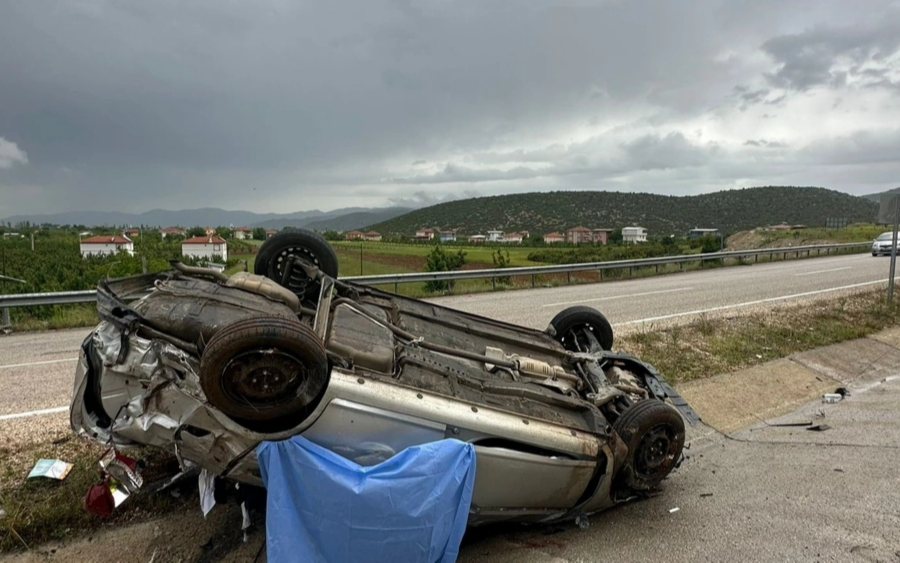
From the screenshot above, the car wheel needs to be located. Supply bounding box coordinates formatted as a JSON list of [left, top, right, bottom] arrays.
[[199, 316, 330, 433], [548, 306, 614, 352], [255, 228, 339, 303], [613, 399, 685, 491]]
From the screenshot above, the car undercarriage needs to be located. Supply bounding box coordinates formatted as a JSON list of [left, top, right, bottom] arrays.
[[70, 228, 699, 525]]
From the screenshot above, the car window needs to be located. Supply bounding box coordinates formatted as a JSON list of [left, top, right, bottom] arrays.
[[877, 233, 895, 240]]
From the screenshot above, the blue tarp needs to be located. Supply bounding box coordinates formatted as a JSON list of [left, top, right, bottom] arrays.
[[257, 436, 476, 563]]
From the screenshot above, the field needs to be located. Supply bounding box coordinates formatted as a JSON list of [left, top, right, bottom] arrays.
[[0, 227, 879, 330]]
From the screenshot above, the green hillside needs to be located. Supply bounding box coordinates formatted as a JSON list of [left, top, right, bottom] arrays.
[[862, 186, 900, 203], [366, 186, 878, 237]]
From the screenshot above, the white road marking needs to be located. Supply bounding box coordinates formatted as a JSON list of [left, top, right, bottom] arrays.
[[542, 287, 694, 308], [0, 406, 68, 421], [0, 358, 78, 370], [794, 267, 852, 277], [616, 278, 896, 326]]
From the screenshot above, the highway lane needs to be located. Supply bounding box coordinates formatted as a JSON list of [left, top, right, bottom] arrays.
[[436, 252, 899, 331], [0, 252, 896, 429]]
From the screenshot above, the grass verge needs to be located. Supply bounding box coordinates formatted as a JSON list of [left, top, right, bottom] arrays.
[[0, 434, 192, 553], [622, 287, 900, 385]]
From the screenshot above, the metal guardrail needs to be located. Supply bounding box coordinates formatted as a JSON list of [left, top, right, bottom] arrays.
[[0, 242, 871, 311]]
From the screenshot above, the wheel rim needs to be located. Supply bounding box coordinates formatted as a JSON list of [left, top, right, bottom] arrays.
[[633, 423, 679, 480], [220, 349, 309, 409], [269, 246, 322, 294]]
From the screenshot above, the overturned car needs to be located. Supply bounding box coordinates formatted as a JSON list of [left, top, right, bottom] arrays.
[[70, 229, 698, 525]]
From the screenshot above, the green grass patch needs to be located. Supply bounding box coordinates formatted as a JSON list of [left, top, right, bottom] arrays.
[[621, 287, 900, 385], [0, 436, 190, 552]]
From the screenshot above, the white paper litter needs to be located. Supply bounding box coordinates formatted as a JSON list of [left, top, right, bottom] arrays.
[[198, 468, 216, 517]]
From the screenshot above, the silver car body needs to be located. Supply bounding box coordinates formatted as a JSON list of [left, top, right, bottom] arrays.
[[70, 268, 697, 525], [872, 232, 899, 255]]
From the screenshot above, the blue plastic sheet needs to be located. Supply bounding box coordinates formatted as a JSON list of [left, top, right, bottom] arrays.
[[257, 435, 476, 563]]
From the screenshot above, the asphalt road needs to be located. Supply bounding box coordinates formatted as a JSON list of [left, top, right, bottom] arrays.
[[458, 367, 900, 563], [437, 251, 900, 331], [0, 252, 896, 425]]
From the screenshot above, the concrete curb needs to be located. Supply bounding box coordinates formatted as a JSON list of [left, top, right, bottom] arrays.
[[674, 326, 900, 433]]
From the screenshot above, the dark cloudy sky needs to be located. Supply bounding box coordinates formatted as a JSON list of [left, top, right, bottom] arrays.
[[1, 0, 899, 217]]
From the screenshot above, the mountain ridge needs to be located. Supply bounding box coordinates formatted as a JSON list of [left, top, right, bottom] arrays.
[[365, 186, 879, 236]]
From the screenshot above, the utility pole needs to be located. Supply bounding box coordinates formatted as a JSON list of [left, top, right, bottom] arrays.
[[888, 195, 899, 302], [360, 241, 364, 276]]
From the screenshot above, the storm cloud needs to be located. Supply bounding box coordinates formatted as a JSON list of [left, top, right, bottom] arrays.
[[0, 0, 898, 217]]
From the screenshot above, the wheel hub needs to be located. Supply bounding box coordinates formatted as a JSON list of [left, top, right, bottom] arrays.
[[634, 424, 677, 478], [222, 349, 306, 404]]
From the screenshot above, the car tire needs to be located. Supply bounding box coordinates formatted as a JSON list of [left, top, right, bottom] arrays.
[[548, 306, 614, 352], [613, 399, 685, 491], [199, 316, 330, 433], [255, 228, 339, 302]]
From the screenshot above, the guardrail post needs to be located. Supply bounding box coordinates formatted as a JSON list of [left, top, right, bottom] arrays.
[[566, 272, 571, 284], [531, 274, 535, 288], [1, 307, 9, 328]]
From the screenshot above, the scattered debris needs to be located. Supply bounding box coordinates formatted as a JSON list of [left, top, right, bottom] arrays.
[[835, 387, 850, 397], [27, 459, 73, 480], [700, 493, 714, 498], [199, 469, 217, 517], [769, 421, 812, 427], [84, 449, 144, 516], [0, 506, 6, 519], [668, 507, 680, 514], [822, 393, 843, 404], [834, 468, 844, 473], [807, 424, 831, 432], [575, 514, 590, 529]]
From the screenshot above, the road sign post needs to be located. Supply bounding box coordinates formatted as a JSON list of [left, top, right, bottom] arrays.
[[880, 194, 900, 302]]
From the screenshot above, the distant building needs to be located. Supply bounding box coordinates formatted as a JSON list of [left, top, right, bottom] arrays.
[[502, 232, 523, 244], [688, 228, 719, 239], [439, 231, 457, 242], [468, 235, 486, 243], [232, 226, 252, 240], [565, 227, 592, 244], [345, 230, 365, 241], [591, 229, 614, 245], [486, 230, 504, 242], [204, 226, 216, 236], [265, 229, 277, 239], [182, 235, 228, 261], [565, 227, 613, 245], [364, 231, 382, 242], [124, 228, 140, 238], [160, 227, 186, 239], [543, 232, 565, 244], [622, 226, 647, 243], [80, 235, 134, 257], [414, 228, 435, 240]]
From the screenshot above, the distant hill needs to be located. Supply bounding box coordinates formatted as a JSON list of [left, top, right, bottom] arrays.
[[862, 187, 900, 203], [300, 208, 414, 232], [1, 206, 410, 230], [366, 187, 879, 237]]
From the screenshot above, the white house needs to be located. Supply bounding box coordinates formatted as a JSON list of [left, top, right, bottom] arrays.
[[80, 235, 134, 257], [622, 226, 648, 243], [232, 226, 252, 240], [182, 235, 228, 261], [501, 232, 523, 244], [439, 231, 457, 242], [486, 230, 504, 242], [160, 227, 186, 239], [414, 228, 435, 240]]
